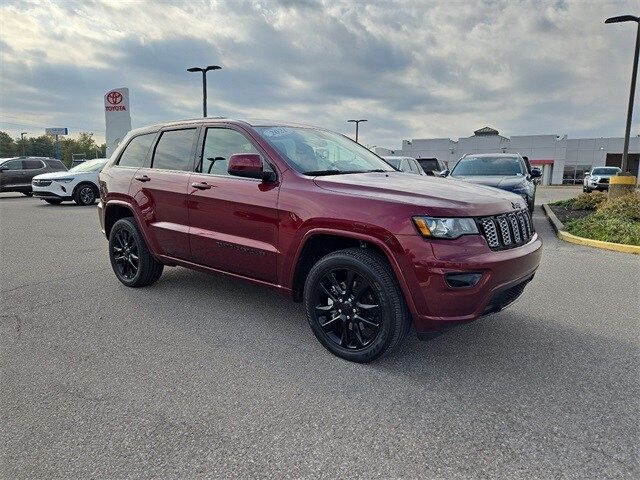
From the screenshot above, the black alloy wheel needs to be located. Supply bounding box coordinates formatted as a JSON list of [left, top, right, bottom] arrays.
[[108, 217, 164, 287], [112, 227, 140, 281], [304, 247, 411, 363], [313, 268, 382, 350]]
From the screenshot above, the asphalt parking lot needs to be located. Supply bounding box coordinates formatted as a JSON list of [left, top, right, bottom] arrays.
[[1, 189, 638, 479]]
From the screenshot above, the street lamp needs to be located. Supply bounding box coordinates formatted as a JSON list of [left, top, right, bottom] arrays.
[[605, 15, 640, 174], [20, 132, 27, 156], [187, 65, 222, 117], [347, 119, 367, 143]]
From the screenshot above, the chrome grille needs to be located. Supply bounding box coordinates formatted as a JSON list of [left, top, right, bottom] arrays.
[[477, 209, 534, 250], [479, 218, 500, 248], [496, 216, 512, 245]]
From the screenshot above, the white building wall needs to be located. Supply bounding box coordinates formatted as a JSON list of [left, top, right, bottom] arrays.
[[389, 130, 639, 185]]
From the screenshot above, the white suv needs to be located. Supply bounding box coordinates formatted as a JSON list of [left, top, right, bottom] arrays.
[[583, 166, 621, 193], [32, 158, 107, 205]]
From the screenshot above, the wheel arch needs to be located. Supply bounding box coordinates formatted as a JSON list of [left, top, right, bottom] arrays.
[[289, 229, 418, 320], [72, 180, 99, 198], [104, 201, 137, 238]]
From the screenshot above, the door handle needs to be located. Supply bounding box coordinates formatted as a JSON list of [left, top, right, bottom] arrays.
[[134, 175, 151, 182], [191, 182, 212, 190]]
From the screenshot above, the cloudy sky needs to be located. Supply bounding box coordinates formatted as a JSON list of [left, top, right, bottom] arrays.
[[0, 0, 638, 148]]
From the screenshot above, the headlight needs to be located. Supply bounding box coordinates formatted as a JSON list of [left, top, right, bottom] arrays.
[[413, 216, 479, 239], [55, 178, 75, 183]]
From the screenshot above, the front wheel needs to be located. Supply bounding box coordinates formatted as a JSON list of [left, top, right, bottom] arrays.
[[74, 184, 98, 206], [304, 247, 411, 363], [109, 217, 164, 287]]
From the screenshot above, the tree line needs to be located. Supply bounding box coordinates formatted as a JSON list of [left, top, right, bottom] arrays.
[[0, 131, 107, 167]]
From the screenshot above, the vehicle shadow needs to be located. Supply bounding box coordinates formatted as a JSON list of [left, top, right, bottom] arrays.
[[111, 265, 638, 472]]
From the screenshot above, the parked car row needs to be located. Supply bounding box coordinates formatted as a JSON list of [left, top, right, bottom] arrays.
[[0, 156, 106, 205]]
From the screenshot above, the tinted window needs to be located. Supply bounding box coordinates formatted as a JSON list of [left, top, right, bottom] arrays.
[[592, 167, 621, 175], [200, 128, 264, 176], [152, 129, 196, 171], [409, 159, 421, 174], [451, 156, 525, 176], [23, 159, 45, 169], [1, 160, 23, 170], [418, 159, 440, 172], [118, 133, 156, 167], [384, 158, 401, 168]]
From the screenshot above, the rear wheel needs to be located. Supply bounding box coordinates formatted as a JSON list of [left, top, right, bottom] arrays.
[[109, 217, 164, 287], [74, 184, 98, 205], [44, 199, 62, 205], [304, 247, 411, 363]]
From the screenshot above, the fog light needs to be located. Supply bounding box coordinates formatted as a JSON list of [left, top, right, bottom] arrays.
[[445, 272, 482, 289]]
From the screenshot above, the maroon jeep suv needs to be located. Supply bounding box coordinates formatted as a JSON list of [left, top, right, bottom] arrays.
[[98, 119, 542, 362]]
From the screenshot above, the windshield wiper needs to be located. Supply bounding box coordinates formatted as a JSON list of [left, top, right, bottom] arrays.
[[305, 169, 346, 176]]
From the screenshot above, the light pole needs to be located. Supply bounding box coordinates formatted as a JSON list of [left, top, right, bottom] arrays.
[[20, 132, 27, 156], [605, 15, 639, 175], [187, 65, 222, 117], [347, 119, 367, 143]]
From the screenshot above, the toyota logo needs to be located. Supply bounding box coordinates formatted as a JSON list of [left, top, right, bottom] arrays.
[[107, 91, 123, 105]]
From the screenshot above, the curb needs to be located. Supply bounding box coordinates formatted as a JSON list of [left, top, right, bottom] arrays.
[[542, 204, 640, 255]]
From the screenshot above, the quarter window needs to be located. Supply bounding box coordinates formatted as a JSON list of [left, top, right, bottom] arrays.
[[118, 133, 156, 168], [199, 128, 269, 176], [152, 129, 197, 171], [23, 159, 45, 169]]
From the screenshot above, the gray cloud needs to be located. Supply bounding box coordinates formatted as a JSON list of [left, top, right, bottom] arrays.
[[0, 0, 637, 148]]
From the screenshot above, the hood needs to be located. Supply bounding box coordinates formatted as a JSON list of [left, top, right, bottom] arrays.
[[33, 170, 91, 181], [313, 172, 526, 216], [451, 175, 528, 190]]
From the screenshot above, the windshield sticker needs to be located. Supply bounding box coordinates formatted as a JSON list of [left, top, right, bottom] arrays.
[[262, 127, 290, 138]]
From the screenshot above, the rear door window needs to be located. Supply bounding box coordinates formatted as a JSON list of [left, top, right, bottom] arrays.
[[152, 129, 197, 171], [118, 133, 156, 168], [23, 159, 45, 169]]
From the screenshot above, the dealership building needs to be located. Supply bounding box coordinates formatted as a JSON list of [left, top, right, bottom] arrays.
[[375, 127, 640, 185]]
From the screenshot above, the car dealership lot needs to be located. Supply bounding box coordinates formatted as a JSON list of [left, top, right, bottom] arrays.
[[1, 191, 638, 479]]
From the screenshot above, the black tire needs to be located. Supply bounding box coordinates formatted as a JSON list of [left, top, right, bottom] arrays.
[[44, 199, 62, 205], [109, 217, 164, 287], [74, 183, 98, 206], [584, 187, 591, 193], [304, 247, 411, 363]]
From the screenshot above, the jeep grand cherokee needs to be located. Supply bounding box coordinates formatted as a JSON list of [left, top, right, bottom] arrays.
[[98, 119, 542, 362]]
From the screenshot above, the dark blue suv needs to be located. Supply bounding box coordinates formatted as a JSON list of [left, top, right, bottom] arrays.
[[444, 153, 541, 212]]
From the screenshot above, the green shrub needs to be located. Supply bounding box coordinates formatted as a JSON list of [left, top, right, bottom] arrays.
[[596, 192, 640, 220], [551, 191, 607, 210], [569, 192, 608, 210], [566, 212, 640, 245]]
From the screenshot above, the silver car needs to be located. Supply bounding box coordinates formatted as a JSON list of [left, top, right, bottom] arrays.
[[583, 166, 621, 193]]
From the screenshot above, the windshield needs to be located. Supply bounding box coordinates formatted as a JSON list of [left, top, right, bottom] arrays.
[[383, 158, 401, 168], [451, 156, 525, 176], [254, 126, 394, 175], [592, 167, 620, 175], [69, 159, 107, 173]]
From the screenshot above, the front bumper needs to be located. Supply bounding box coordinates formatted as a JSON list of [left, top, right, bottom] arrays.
[[394, 233, 543, 334], [32, 182, 72, 200]]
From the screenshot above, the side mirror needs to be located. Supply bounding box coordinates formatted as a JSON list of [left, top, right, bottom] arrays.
[[440, 169, 450, 177], [228, 153, 274, 181], [530, 168, 542, 178]]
